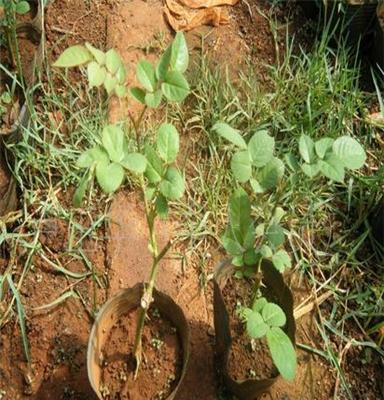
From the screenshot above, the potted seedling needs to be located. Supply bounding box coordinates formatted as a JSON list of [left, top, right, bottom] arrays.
[[212, 121, 367, 398], [212, 123, 296, 399], [53, 33, 191, 399]]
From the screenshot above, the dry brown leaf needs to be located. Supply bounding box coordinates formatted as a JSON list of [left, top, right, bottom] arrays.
[[179, 0, 238, 9], [164, 0, 230, 31]]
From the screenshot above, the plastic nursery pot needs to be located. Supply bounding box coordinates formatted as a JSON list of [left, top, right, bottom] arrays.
[[372, 3, 384, 69], [299, 1, 379, 48], [87, 283, 190, 400], [213, 260, 296, 400], [0, 144, 17, 216], [370, 200, 384, 247]]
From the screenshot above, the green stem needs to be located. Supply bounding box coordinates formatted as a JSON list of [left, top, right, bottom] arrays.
[[130, 105, 172, 378], [133, 187, 172, 377]]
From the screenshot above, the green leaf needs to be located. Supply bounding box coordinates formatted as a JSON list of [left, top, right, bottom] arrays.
[[105, 49, 122, 75], [104, 73, 118, 94], [319, 154, 345, 182], [130, 87, 146, 104], [85, 42, 105, 64], [262, 303, 286, 327], [87, 62, 106, 87], [156, 123, 179, 163], [161, 71, 189, 102], [250, 178, 264, 194], [301, 162, 320, 178], [212, 122, 247, 149], [255, 223, 265, 237], [260, 244, 273, 258], [284, 152, 300, 171], [155, 194, 169, 219], [15, 1, 30, 14], [315, 138, 334, 159], [332, 136, 366, 170], [170, 32, 189, 73], [266, 327, 296, 381], [1, 92, 12, 104], [76, 146, 109, 168], [299, 134, 315, 164], [222, 227, 243, 256], [232, 255, 244, 267], [228, 188, 254, 249], [244, 248, 258, 266], [231, 150, 252, 183], [159, 167, 184, 200], [266, 224, 285, 248], [248, 130, 275, 167], [145, 90, 162, 108], [145, 145, 164, 183], [120, 153, 147, 174], [252, 297, 267, 313], [6, 275, 30, 363], [53, 45, 92, 68], [272, 249, 291, 272], [137, 60, 156, 92], [145, 186, 156, 201], [272, 207, 285, 224], [73, 171, 91, 207], [96, 161, 124, 194], [258, 157, 285, 191], [246, 311, 269, 339], [102, 124, 125, 163], [116, 66, 127, 85], [156, 45, 172, 81], [115, 85, 126, 98]]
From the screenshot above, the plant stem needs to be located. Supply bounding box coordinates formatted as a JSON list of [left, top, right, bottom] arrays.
[[130, 106, 172, 379], [133, 187, 173, 377]]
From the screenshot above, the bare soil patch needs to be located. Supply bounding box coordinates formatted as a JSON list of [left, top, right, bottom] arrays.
[[100, 307, 182, 400]]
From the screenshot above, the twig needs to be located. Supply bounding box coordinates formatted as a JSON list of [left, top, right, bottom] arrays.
[[51, 26, 76, 36], [294, 290, 333, 320]]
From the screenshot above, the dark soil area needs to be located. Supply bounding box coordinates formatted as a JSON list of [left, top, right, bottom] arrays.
[[101, 307, 182, 400]]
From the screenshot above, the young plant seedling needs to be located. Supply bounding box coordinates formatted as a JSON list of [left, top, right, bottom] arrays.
[[213, 122, 291, 273], [298, 134, 366, 182], [0, 90, 12, 119], [239, 297, 296, 381], [213, 122, 296, 380], [223, 188, 297, 381], [0, 0, 30, 71], [0, 0, 30, 20], [53, 43, 127, 97], [212, 122, 285, 193], [65, 33, 190, 378]]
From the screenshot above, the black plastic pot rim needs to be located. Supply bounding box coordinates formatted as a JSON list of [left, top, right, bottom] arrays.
[[213, 260, 296, 400], [87, 283, 190, 400]]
